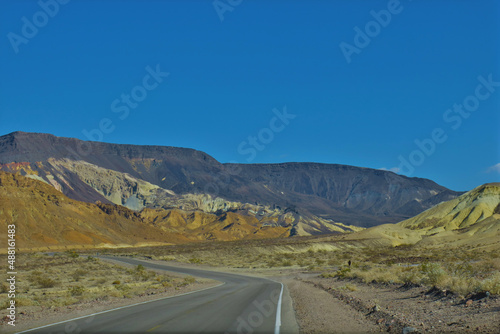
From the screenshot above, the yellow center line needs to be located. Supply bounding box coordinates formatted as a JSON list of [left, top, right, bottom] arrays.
[[147, 325, 161, 332]]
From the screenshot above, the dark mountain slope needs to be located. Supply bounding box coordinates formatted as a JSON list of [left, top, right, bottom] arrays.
[[0, 131, 462, 228], [226, 163, 460, 221]]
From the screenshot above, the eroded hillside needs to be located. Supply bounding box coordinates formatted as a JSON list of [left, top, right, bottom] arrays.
[[345, 183, 500, 249], [0, 172, 291, 251]]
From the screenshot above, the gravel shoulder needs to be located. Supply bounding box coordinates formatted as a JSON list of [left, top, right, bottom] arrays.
[[283, 277, 378, 333], [284, 273, 500, 333]]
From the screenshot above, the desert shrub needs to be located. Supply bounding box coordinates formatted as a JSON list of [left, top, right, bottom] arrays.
[[398, 266, 422, 285], [69, 285, 85, 296], [297, 259, 308, 267], [1, 296, 35, 308], [28, 270, 44, 283], [136, 269, 156, 281], [447, 262, 475, 278], [33, 275, 57, 288], [72, 269, 88, 281], [481, 272, 500, 295], [132, 264, 155, 281], [447, 276, 481, 296], [347, 265, 402, 284], [189, 258, 202, 264], [334, 267, 351, 279], [66, 251, 79, 258], [470, 260, 499, 278], [17, 296, 37, 306], [266, 260, 279, 267], [282, 260, 293, 267], [307, 264, 317, 271], [320, 272, 335, 278], [184, 276, 196, 284], [38, 296, 78, 307], [162, 281, 173, 287], [315, 258, 325, 265], [114, 283, 130, 292], [108, 289, 123, 298], [420, 263, 448, 287]]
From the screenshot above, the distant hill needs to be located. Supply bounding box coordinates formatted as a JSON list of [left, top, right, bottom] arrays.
[[0, 131, 462, 232], [399, 183, 500, 231], [347, 183, 500, 249], [0, 172, 290, 251]]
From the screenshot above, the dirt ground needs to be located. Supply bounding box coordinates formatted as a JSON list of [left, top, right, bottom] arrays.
[[284, 278, 379, 333], [284, 272, 500, 333]]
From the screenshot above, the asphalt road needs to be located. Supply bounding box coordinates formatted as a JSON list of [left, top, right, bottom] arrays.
[[19, 257, 298, 334]]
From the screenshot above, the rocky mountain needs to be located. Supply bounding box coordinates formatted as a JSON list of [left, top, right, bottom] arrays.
[[0, 171, 291, 250], [0, 131, 462, 232], [346, 183, 500, 248]]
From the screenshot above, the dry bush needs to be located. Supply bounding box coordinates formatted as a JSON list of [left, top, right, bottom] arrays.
[[0, 296, 36, 308], [36, 275, 58, 288], [420, 263, 448, 287], [481, 272, 500, 294], [69, 285, 86, 296], [72, 269, 88, 281], [184, 276, 196, 284]]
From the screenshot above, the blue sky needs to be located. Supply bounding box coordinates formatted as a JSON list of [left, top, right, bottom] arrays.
[[1, 0, 499, 191]]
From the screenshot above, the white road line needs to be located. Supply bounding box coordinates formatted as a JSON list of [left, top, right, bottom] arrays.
[[274, 282, 284, 334], [16, 283, 225, 334]]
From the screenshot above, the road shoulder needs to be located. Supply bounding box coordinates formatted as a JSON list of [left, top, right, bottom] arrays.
[[283, 277, 379, 333]]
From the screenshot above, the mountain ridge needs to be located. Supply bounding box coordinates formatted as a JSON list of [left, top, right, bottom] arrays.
[[0, 131, 463, 230]]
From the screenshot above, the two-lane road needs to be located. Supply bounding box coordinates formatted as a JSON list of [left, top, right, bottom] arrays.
[[19, 257, 298, 334]]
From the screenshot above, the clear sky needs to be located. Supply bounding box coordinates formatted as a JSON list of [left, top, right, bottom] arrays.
[[1, 0, 499, 192]]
